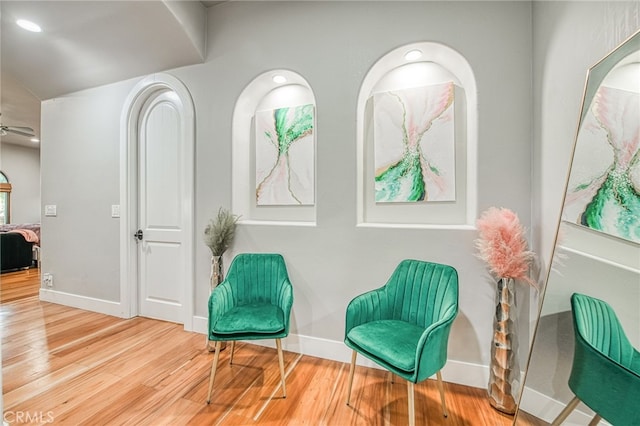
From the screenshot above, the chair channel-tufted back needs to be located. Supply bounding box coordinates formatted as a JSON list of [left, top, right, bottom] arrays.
[[225, 253, 290, 306], [571, 293, 635, 369], [384, 259, 458, 328], [568, 293, 640, 425]]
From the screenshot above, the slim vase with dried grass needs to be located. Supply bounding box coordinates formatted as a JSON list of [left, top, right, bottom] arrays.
[[476, 207, 536, 415], [203, 207, 239, 351]]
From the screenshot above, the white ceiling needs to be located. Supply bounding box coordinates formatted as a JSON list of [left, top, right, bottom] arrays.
[[1, 1, 222, 148]]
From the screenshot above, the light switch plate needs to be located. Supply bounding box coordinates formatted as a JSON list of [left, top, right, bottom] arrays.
[[111, 204, 120, 218], [44, 205, 57, 217]]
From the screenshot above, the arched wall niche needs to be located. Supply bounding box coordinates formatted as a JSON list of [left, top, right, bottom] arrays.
[[232, 70, 317, 225], [357, 41, 477, 228]]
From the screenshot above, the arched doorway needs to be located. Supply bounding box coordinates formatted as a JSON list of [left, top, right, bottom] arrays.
[[120, 73, 195, 330]]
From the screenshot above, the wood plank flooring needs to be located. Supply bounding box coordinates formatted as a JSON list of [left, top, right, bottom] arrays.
[[0, 268, 40, 303], [2, 275, 523, 425]]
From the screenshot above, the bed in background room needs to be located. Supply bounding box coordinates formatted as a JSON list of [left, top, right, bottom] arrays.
[[0, 223, 40, 272]]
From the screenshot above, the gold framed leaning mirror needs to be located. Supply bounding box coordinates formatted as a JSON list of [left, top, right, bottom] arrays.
[[515, 29, 640, 425]]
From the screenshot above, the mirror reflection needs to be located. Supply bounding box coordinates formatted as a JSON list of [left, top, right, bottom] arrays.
[[516, 30, 640, 425]]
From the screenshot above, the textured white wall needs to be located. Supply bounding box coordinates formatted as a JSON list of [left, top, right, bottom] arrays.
[[0, 143, 40, 224]]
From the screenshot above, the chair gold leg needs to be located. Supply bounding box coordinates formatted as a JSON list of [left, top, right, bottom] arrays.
[[588, 414, 602, 426], [551, 396, 581, 426], [206, 341, 222, 404], [346, 350, 357, 406], [276, 339, 287, 398], [229, 341, 236, 365], [407, 381, 415, 426], [436, 370, 448, 418]]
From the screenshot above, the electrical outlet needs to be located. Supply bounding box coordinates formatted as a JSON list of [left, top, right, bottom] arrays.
[[43, 273, 53, 288]]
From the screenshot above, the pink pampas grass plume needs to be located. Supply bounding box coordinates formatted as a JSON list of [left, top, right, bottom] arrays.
[[475, 207, 536, 288]]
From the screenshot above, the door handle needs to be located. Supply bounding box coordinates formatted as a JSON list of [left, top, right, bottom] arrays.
[[134, 229, 143, 241]]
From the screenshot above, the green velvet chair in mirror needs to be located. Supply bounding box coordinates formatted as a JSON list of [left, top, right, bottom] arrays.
[[344, 259, 459, 426], [205, 253, 293, 404], [552, 293, 640, 425]]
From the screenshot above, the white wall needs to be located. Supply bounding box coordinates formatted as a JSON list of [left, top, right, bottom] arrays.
[[40, 1, 533, 386], [0, 143, 40, 224], [41, 81, 137, 303], [194, 0, 532, 367]]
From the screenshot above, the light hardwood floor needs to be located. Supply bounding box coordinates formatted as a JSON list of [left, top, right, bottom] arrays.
[[2, 272, 523, 425], [0, 268, 40, 303]]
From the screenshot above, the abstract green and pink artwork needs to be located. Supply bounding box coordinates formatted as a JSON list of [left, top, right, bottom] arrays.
[[255, 104, 315, 205], [564, 85, 640, 243], [373, 81, 456, 203]]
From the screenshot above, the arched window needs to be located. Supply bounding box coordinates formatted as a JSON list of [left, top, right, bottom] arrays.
[[0, 171, 11, 224]]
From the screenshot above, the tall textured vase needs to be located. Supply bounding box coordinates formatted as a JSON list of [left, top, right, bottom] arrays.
[[488, 277, 520, 414], [210, 255, 222, 291], [207, 255, 226, 351]]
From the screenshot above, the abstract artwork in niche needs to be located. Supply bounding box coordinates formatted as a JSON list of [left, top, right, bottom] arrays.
[[564, 85, 640, 243], [255, 104, 314, 205], [373, 81, 456, 203]]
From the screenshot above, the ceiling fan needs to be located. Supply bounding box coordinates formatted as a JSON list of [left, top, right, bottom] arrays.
[[0, 124, 35, 138], [0, 113, 35, 138]]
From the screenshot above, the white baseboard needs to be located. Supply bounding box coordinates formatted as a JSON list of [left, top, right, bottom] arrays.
[[193, 314, 208, 334], [192, 315, 489, 389], [40, 288, 124, 318], [518, 386, 605, 425]]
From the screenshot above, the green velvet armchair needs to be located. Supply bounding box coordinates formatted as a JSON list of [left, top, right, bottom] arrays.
[[206, 253, 293, 404], [551, 293, 640, 425], [344, 259, 459, 426]]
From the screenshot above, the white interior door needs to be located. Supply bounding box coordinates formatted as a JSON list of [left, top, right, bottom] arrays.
[[137, 90, 184, 323]]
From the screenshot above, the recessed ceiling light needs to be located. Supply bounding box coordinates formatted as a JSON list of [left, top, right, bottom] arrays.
[[31, 138, 40, 143], [16, 19, 42, 33], [404, 49, 423, 61], [272, 75, 287, 84]]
